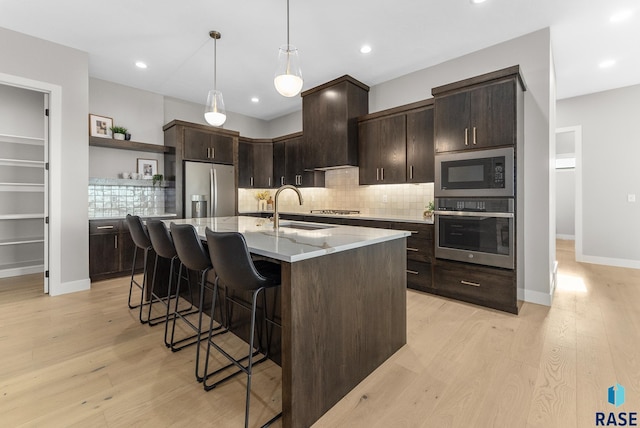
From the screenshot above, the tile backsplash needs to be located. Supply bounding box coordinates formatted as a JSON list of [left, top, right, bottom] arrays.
[[238, 167, 434, 218], [88, 178, 167, 218]]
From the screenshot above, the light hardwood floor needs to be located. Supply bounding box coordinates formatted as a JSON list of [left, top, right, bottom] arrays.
[[1, 240, 638, 427]]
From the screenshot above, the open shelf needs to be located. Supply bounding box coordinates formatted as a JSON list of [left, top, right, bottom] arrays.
[[0, 237, 45, 246], [0, 134, 45, 146], [89, 136, 174, 154], [0, 183, 45, 192], [0, 158, 45, 168], [0, 213, 46, 220]]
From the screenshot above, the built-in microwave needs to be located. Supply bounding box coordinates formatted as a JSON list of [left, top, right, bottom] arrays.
[[435, 147, 514, 198]]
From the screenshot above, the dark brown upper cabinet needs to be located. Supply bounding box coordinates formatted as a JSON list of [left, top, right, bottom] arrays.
[[183, 127, 234, 164], [238, 138, 273, 188], [358, 99, 434, 185], [358, 114, 407, 185], [302, 75, 369, 170], [432, 65, 526, 153], [406, 107, 434, 183], [273, 133, 324, 188]]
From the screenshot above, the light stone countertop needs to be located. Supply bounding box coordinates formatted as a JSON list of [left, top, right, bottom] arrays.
[[164, 216, 410, 263], [238, 210, 435, 225]]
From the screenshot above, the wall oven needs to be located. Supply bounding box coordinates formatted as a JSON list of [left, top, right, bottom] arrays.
[[435, 198, 514, 269], [435, 147, 514, 198]]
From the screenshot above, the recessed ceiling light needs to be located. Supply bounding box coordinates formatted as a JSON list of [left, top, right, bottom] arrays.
[[610, 10, 633, 23], [360, 45, 372, 54], [599, 59, 616, 68], [471, 0, 487, 4], [135, 61, 147, 69], [251, 97, 259, 103]]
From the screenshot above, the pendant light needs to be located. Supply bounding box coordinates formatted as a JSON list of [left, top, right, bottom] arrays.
[[274, 0, 303, 97], [205, 30, 226, 127]]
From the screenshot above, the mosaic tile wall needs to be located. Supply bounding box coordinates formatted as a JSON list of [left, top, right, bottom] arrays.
[[88, 179, 167, 218], [238, 167, 434, 218]]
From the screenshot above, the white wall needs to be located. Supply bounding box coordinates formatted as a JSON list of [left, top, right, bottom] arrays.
[[368, 29, 555, 305], [0, 26, 89, 294], [556, 169, 575, 238], [557, 84, 640, 268]]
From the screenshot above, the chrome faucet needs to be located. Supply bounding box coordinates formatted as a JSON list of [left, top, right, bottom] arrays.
[[273, 185, 304, 230]]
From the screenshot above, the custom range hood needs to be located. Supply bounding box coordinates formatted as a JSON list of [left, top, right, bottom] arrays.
[[301, 75, 369, 170]]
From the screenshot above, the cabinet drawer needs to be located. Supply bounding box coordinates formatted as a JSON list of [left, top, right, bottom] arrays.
[[396, 223, 433, 260], [406, 260, 433, 292], [89, 220, 121, 234], [434, 259, 516, 313]]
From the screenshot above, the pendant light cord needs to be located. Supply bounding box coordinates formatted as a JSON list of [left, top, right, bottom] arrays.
[[213, 37, 217, 91], [286, 0, 290, 48]]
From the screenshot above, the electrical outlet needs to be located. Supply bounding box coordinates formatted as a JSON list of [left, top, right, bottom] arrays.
[[628, 194, 636, 203], [382, 195, 388, 203]]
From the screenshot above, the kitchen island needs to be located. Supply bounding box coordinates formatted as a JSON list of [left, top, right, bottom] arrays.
[[165, 216, 409, 428]]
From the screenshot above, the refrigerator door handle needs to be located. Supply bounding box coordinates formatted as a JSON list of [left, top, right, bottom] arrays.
[[210, 168, 217, 217]]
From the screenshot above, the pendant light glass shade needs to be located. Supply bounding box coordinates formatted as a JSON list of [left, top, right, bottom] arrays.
[[205, 89, 226, 126], [204, 31, 226, 127], [274, 44, 303, 97]]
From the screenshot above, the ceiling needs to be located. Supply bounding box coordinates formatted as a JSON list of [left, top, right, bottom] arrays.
[[1, 0, 638, 121]]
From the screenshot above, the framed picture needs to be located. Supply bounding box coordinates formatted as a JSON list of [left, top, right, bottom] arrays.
[[89, 114, 113, 138], [137, 158, 158, 179]]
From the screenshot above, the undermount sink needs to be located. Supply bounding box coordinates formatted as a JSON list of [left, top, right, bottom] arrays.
[[279, 222, 336, 231]]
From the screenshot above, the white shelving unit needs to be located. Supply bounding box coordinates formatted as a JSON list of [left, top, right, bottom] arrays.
[[0, 128, 47, 279]]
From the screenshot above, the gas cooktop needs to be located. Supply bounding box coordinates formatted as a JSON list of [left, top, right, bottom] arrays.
[[310, 209, 361, 215]]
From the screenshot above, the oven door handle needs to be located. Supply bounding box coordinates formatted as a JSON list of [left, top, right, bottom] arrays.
[[434, 210, 514, 218]]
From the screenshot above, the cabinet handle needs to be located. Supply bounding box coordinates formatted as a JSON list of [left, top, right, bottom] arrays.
[[207, 147, 210, 158], [406, 270, 419, 275], [250, 177, 254, 187], [268, 177, 271, 187], [211, 147, 215, 158], [96, 225, 114, 230], [464, 128, 469, 146], [407, 247, 419, 252], [381, 168, 384, 181], [460, 280, 480, 287], [473, 127, 477, 145], [410, 165, 414, 180], [114, 235, 118, 249], [376, 168, 379, 181], [281, 176, 285, 186]]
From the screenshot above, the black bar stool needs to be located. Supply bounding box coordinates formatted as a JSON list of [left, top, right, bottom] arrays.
[[169, 222, 224, 382], [125, 214, 154, 323], [203, 228, 282, 428], [146, 220, 197, 342]]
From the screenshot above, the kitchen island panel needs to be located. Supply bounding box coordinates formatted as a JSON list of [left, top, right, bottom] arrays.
[[282, 238, 407, 428]]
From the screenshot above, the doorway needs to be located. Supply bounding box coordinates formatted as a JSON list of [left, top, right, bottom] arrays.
[[0, 83, 49, 292], [555, 126, 582, 262]]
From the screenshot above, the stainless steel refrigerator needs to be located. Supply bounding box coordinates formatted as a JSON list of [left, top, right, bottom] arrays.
[[184, 161, 235, 218]]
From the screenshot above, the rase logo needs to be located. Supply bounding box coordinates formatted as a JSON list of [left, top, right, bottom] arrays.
[[596, 383, 637, 426]]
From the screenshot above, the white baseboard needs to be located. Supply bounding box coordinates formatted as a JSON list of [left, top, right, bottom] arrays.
[[579, 255, 640, 270], [523, 288, 552, 307], [50, 277, 91, 296], [556, 234, 575, 240]]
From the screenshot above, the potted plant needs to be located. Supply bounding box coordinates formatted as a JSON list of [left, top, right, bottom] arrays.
[[152, 174, 163, 186], [110, 126, 128, 140], [423, 200, 435, 219]]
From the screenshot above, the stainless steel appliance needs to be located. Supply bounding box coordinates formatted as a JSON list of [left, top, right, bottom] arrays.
[[435, 197, 514, 269], [435, 147, 514, 198], [184, 161, 235, 218]]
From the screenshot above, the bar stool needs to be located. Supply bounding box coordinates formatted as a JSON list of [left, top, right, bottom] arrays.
[[125, 214, 153, 323], [145, 220, 196, 343], [203, 228, 282, 428], [169, 222, 224, 382]]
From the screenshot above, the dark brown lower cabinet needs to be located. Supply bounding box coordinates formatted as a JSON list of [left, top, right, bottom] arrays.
[[89, 219, 144, 281], [433, 259, 517, 314]]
